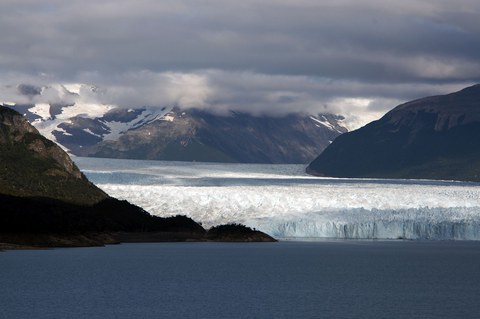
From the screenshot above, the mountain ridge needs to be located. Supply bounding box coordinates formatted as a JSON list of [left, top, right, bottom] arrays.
[[4, 83, 349, 163], [85, 107, 347, 163], [307, 84, 480, 182]]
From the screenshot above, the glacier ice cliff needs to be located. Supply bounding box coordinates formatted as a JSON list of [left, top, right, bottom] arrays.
[[76, 157, 480, 240], [247, 208, 480, 240]]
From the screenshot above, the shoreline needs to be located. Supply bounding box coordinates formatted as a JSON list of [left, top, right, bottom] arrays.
[[0, 230, 277, 251]]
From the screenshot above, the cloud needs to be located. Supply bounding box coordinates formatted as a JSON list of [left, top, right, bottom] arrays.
[[1, 0, 480, 127], [2, 69, 470, 129], [77, 71, 213, 109]]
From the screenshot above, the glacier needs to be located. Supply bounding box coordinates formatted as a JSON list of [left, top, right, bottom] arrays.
[[75, 157, 480, 240]]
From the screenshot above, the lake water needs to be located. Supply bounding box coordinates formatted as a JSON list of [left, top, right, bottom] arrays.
[[2, 241, 480, 319]]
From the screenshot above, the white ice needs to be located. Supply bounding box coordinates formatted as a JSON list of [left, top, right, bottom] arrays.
[[75, 157, 480, 240]]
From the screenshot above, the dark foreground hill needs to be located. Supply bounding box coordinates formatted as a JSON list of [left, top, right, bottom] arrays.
[[0, 106, 107, 205], [0, 193, 206, 247], [307, 84, 480, 182], [0, 106, 275, 248]]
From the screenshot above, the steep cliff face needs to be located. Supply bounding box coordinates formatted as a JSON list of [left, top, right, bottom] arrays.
[[307, 84, 480, 182], [0, 106, 107, 205]]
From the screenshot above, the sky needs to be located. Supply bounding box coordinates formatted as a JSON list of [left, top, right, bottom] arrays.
[[1, 0, 480, 127]]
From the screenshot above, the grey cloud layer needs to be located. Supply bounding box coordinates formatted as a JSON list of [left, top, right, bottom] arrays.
[[1, 0, 479, 124]]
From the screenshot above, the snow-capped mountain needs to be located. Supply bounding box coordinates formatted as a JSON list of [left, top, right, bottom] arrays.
[[9, 84, 174, 154], [5, 84, 349, 163]]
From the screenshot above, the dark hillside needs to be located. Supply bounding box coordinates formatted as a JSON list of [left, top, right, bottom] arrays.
[[307, 84, 480, 182], [0, 106, 107, 204]]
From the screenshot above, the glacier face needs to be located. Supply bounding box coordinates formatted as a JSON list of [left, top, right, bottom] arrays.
[[75, 157, 480, 240]]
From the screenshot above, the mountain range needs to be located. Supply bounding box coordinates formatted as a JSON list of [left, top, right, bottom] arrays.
[[307, 84, 480, 182], [6, 84, 348, 163], [8, 82, 480, 182]]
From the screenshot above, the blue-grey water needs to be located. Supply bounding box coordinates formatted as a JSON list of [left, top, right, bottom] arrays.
[[2, 241, 480, 319]]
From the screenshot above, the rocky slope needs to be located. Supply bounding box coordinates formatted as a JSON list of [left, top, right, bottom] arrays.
[[307, 84, 480, 182], [0, 106, 107, 205]]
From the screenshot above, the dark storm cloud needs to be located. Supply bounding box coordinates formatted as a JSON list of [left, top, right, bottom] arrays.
[[1, 0, 480, 127]]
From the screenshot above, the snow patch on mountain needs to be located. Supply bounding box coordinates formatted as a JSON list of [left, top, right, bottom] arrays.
[[309, 114, 348, 134], [83, 128, 101, 137], [29, 102, 115, 148], [310, 115, 342, 133], [162, 113, 175, 122], [29, 103, 51, 119], [102, 107, 173, 141]]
